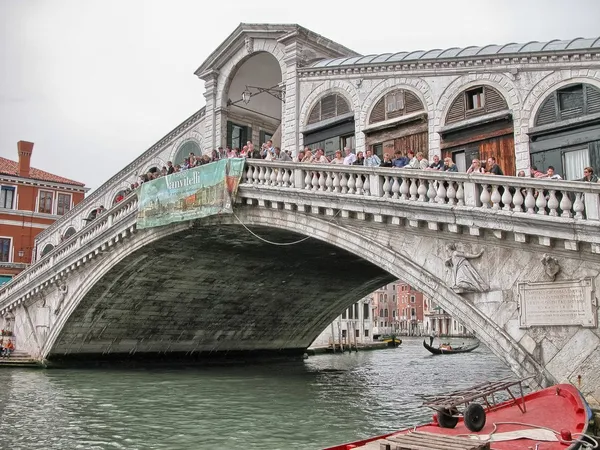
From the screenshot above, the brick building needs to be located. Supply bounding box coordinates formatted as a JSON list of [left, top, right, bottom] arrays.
[[396, 282, 425, 335], [0, 141, 87, 284]]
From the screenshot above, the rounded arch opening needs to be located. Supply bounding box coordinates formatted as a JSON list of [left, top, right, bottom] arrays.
[[174, 141, 201, 166], [113, 190, 127, 204], [41, 243, 54, 257], [444, 85, 508, 125], [222, 51, 283, 149], [63, 227, 76, 240]]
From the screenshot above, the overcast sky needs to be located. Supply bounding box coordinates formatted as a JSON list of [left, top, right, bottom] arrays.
[[1, 0, 599, 192]]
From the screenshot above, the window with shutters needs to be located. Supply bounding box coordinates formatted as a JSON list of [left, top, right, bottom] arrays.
[[0, 238, 11, 262], [57, 193, 71, 216], [535, 84, 600, 126], [446, 86, 508, 124], [306, 94, 351, 125], [369, 89, 424, 124], [1, 186, 15, 209]]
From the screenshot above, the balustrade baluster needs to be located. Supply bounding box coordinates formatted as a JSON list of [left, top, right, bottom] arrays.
[[512, 187, 524, 212], [259, 167, 267, 185], [270, 168, 278, 186], [535, 189, 547, 214], [547, 190, 559, 216], [311, 172, 319, 191], [573, 193, 585, 219], [409, 178, 418, 201], [560, 191, 573, 218], [501, 186, 513, 211], [325, 172, 333, 192], [282, 169, 290, 187], [480, 184, 491, 208], [524, 188, 536, 214], [447, 182, 457, 205], [490, 186, 502, 210], [427, 180, 437, 203], [391, 177, 400, 199], [363, 175, 370, 196], [333, 172, 341, 193], [417, 180, 427, 202], [246, 164, 253, 183], [347, 173, 356, 194], [275, 168, 282, 186], [456, 182, 465, 206], [436, 181, 447, 204], [318, 171, 326, 191], [304, 171, 312, 190], [399, 177, 409, 200], [355, 174, 364, 195], [382, 176, 391, 198], [340, 173, 348, 194], [252, 166, 260, 184]]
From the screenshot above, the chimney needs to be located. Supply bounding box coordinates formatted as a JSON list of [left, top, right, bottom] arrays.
[[17, 141, 34, 178]]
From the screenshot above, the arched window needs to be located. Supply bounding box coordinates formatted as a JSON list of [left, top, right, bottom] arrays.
[[41, 244, 54, 257], [535, 83, 600, 126], [369, 89, 424, 124], [445, 85, 508, 125], [63, 227, 76, 240], [174, 141, 201, 165], [307, 94, 350, 125]]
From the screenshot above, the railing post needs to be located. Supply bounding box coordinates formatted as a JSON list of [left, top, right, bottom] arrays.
[[463, 181, 480, 207], [584, 192, 600, 220], [369, 173, 383, 197], [294, 167, 305, 189]]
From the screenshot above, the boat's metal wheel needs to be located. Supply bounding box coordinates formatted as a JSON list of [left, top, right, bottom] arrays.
[[464, 403, 486, 432], [436, 408, 459, 429]]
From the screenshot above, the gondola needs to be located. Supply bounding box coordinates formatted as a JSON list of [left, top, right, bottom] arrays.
[[422, 339, 479, 355]]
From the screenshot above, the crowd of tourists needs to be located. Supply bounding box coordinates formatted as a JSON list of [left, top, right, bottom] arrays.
[[0, 339, 14, 357]]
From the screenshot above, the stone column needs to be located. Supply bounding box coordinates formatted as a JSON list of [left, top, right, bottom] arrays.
[[201, 71, 219, 152], [281, 39, 302, 155]]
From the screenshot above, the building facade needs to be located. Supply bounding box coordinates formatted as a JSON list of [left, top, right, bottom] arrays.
[[397, 282, 425, 335], [0, 141, 87, 284], [310, 296, 372, 348], [371, 283, 397, 336], [423, 296, 472, 338]]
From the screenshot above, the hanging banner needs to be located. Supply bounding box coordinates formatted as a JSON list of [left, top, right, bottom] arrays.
[[136, 158, 245, 229]]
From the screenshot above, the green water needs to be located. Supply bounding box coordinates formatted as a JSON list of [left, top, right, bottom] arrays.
[[0, 338, 513, 449]]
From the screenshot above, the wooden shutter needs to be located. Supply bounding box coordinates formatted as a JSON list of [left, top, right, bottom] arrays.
[[535, 96, 557, 126], [484, 87, 507, 113], [586, 85, 600, 114], [405, 91, 424, 113], [558, 85, 584, 120], [307, 102, 321, 125], [336, 94, 350, 115], [446, 95, 466, 124], [369, 97, 386, 124], [226, 121, 233, 149], [320, 94, 337, 120], [387, 91, 405, 120], [589, 140, 600, 174]]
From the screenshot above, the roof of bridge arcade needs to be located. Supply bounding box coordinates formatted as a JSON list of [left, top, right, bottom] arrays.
[[194, 23, 360, 78], [309, 36, 600, 68], [0, 156, 85, 187]]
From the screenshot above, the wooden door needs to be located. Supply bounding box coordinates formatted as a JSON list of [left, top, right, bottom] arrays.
[[479, 135, 515, 176], [394, 131, 429, 157]]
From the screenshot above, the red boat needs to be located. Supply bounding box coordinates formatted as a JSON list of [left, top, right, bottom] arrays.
[[324, 380, 594, 450]]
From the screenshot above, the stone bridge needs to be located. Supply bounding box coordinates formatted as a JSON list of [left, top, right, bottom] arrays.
[[1, 160, 599, 404]]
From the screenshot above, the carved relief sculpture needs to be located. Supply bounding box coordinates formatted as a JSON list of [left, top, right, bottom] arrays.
[[445, 243, 489, 293], [541, 254, 560, 281], [54, 282, 69, 316]]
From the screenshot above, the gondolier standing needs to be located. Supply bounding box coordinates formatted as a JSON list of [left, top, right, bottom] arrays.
[[429, 330, 435, 347]]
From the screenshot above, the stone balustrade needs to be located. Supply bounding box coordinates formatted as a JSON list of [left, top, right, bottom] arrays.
[[2, 160, 600, 312], [0, 194, 139, 310], [242, 160, 600, 221]]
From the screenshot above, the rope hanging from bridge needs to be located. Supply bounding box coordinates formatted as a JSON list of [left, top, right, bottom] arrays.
[[232, 212, 311, 246]]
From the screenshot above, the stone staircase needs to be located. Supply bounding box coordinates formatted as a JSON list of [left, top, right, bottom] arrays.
[[0, 350, 41, 368]]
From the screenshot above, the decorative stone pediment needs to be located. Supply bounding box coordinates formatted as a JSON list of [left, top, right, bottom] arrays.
[[194, 23, 358, 80]]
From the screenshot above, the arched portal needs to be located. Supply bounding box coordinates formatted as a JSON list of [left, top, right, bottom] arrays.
[[529, 83, 600, 180], [174, 140, 201, 166], [439, 85, 515, 175], [223, 52, 283, 150], [363, 88, 428, 158]]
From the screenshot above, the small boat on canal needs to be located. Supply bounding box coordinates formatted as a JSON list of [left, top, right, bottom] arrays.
[[323, 379, 594, 450], [423, 339, 480, 355]]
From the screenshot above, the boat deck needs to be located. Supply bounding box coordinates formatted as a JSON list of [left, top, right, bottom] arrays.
[[328, 385, 588, 450]]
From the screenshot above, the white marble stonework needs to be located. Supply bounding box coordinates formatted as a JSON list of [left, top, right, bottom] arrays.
[[1, 24, 600, 405]]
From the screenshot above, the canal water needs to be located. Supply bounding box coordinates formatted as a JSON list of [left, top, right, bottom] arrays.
[[0, 337, 514, 450]]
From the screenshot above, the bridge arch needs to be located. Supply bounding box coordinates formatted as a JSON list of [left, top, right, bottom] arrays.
[[40, 208, 546, 387]]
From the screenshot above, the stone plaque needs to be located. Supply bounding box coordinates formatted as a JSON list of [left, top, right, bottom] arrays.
[[518, 278, 597, 328]]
